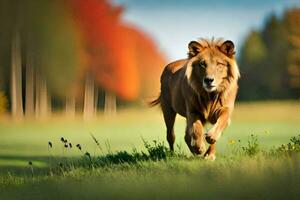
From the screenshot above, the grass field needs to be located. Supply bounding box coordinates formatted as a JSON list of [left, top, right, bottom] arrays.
[[0, 101, 300, 199]]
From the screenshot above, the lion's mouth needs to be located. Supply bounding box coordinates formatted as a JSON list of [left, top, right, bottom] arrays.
[[203, 84, 217, 92]]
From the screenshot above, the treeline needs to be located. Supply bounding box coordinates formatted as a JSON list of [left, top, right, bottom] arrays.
[[238, 8, 300, 100], [0, 0, 166, 119]]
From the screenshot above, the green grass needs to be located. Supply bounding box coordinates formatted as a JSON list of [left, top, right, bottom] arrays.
[[1, 155, 300, 200], [0, 101, 300, 199]]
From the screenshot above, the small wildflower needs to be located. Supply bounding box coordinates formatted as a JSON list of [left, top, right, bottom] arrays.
[[228, 139, 236, 145], [48, 141, 53, 148]]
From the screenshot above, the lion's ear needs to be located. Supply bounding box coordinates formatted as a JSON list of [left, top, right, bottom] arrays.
[[188, 41, 203, 58], [219, 40, 235, 57]]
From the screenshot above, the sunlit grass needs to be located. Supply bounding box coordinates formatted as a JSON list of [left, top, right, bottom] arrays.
[[0, 101, 300, 199], [0, 101, 299, 157]]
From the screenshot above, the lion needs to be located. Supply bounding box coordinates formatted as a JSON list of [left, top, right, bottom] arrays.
[[150, 38, 240, 160]]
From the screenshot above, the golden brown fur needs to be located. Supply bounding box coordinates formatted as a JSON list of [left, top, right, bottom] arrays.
[[151, 38, 240, 160]]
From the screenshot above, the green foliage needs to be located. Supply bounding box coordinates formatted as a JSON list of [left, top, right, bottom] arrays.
[[242, 134, 260, 156], [241, 31, 267, 64], [143, 139, 171, 160], [51, 136, 183, 170], [97, 150, 147, 166], [0, 91, 7, 114], [239, 9, 300, 100], [0, 0, 82, 100], [276, 134, 300, 154], [27, 0, 81, 97], [96, 139, 184, 167]]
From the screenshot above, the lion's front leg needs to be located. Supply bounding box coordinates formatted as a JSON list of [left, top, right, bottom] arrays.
[[205, 108, 230, 144], [185, 113, 206, 155], [204, 143, 216, 161]]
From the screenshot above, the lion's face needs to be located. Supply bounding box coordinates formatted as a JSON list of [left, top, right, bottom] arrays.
[[186, 39, 239, 93], [193, 51, 229, 92]]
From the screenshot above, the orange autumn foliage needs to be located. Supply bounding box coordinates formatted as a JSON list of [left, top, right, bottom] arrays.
[[68, 0, 165, 100], [122, 25, 166, 97]]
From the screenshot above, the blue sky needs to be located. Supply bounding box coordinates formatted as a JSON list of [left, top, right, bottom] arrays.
[[113, 0, 300, 60]]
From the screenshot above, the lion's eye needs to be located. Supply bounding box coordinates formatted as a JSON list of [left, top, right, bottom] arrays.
[[217, 61, 226, 66], [199, 60, 206, 68]]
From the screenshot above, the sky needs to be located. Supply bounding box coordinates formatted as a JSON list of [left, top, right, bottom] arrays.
[[113, 0, 300, 60]]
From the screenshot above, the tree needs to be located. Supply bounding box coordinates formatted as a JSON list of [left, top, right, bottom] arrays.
[[238, 9, 300, 101], [283, 8, 300, 97], [22, 0, 82, 118], [238, 31, 267, 100], [124, 26, 166, 99], [0, 0, 24, 119], [0, 0, 167, 118], [69, 0, 140, 116], [10, 29, 23, 118], [261, 14, 289, 99]]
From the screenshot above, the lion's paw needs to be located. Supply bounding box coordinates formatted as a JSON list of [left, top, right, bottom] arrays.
[[204, 153, 216, 161]]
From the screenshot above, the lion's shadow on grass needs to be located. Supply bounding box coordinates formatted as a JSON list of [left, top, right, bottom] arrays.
[[0, 155, 70, 176]]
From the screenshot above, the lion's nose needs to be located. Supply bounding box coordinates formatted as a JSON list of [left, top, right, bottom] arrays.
[[204, 77, 214, 85]]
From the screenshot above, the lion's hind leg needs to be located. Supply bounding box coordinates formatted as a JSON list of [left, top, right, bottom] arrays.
[[161, 102, 176, 152]]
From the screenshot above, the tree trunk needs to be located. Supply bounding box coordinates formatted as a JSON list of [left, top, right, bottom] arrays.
[[35, 71, 49, 119], [35, 70, 40, 118], [104, 91, 116, 116], [65, 94, 76, 118], [10, 30, 23, 119], [83, 73, 94, 120], [47, 89, 51, 118], [39, 76, 48, 119], [25, 51, 34, 118]]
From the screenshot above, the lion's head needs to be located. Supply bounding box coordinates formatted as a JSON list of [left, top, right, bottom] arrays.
[[185, 38, 240, 93]]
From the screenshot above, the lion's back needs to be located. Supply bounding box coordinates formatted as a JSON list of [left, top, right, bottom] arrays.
[[160, 59, 188, 116]]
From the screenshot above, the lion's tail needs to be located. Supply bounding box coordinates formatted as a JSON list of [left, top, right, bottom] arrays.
[[149, 94, 161, 107]]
